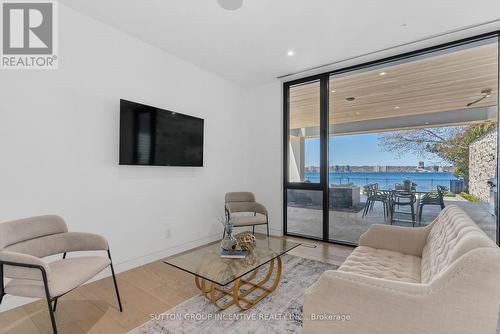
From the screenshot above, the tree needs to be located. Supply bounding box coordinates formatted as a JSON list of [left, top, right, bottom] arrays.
[[378, 122, 496, 178]]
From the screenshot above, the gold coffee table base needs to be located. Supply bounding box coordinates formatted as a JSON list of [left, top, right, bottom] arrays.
[[195, 256, 282, 310]]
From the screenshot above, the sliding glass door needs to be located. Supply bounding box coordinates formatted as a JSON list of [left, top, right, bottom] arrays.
[[284, 32, 500, 246]]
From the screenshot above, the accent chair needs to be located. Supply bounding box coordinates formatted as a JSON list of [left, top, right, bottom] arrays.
[[224, 192, 269, 237], [0, 215, 123, 334]]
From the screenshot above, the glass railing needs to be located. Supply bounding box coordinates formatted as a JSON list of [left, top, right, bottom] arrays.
[[325, 176, 462, 192]]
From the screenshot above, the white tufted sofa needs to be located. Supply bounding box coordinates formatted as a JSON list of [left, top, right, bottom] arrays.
[[302, 205, 500, 334]]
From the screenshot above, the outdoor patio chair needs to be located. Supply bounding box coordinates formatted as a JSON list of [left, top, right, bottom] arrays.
[[389, 191, 417, 226], [362, 184, 390, 220], [418, 185, 446, 223]]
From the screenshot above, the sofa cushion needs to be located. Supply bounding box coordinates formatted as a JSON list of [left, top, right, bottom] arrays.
[[421, 205, 496, 283], [339, 246, 421, 283], [5, 256, 111, 298]]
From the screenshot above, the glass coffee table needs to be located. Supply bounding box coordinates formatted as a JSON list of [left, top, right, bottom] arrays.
[[164, 235, 300, 310]]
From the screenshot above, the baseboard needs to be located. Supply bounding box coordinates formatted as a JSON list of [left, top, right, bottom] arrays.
[[0, 232, 222, 313]]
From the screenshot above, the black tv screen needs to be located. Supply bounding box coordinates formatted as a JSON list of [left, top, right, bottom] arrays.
[[119, 99, 204, 166]]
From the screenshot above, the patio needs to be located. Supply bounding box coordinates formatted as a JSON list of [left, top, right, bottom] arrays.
[[287, 196, 496, 243]]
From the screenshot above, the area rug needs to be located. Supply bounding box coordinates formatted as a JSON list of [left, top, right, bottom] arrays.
[[129, 254, 337, 334]]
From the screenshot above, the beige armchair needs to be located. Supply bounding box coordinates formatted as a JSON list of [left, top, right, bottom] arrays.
[[0, 215, 122, 334], [225, 192, 269, 236]]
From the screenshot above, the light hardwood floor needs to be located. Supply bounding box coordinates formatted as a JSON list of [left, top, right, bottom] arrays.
[[0, 235, 353, 334]]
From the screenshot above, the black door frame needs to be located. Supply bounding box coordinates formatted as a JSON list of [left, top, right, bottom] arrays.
[[283, 74, 333, 243], [283, 30, 500, 247]]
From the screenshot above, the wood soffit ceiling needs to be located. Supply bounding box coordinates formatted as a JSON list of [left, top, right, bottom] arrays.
[[289, 42, 499, 131]]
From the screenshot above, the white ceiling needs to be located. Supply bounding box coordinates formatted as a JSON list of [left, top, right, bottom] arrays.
[[60, 0, 500, 87]]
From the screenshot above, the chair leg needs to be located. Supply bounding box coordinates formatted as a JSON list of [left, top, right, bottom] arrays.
[[51, 252, 66, 312], [107, 250, 123, 312], [222, 227, 226, 239], [266, 224, 269, 237], [41, 268, 58, 334], [411, 204, 416, 227], [362, 200, 370, 217], [418, 204, 424, 224], [252, 225, 255, 235], [383, 201, 387, 219]]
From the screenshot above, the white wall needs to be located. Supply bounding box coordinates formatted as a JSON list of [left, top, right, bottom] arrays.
[[0, 5, 251, 310], [244, 82, 283, 235]]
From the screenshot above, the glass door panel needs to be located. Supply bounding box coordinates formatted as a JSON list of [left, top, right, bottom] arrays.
[[288, 81, 321, 183], [286, 189, 324, 238], [285, 78, 326, 239]]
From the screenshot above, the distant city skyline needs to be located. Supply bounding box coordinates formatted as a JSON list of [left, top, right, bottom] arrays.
[[305, 133, 442, 167]]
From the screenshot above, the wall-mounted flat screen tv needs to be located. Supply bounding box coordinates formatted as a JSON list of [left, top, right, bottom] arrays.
[[119, 99, 204, 166]]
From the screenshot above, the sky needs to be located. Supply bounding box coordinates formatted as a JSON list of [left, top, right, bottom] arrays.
[[305, 133, 441, 166]]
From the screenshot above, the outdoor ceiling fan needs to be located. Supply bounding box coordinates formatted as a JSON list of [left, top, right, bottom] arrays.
[[217, 0, 243, 10], [467, 88, 492, 107]]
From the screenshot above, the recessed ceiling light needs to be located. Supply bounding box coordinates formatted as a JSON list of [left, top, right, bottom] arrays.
[[217, 0, 243, 10], [331, 90, 336, 93], [394, 106, 400, 109], [379, 72, 387, 76], [287, 50, 295, 56], [425, 122, 430, 125], [356, 112, 360, 115]]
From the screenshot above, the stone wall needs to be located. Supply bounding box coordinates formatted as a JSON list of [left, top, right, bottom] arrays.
[[469, 128, 497, 202]]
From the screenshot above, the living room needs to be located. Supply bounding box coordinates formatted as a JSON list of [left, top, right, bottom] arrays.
[[0, 1, 499, 333]]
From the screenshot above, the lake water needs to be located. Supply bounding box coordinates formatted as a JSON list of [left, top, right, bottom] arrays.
[[304, 172, 460, 191]]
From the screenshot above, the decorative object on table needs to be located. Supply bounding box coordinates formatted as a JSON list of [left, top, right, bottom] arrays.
[[220, 249, 247, 259], [235, 231, 257, 251], [219, 215, 237, 251]]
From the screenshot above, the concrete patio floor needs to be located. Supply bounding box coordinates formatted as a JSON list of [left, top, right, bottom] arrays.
[[287, 196, 497, 243]]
